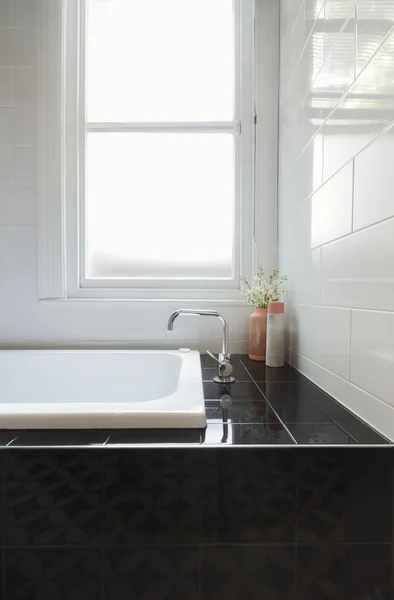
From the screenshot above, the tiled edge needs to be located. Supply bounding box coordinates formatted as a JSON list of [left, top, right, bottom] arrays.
[[288, 349, 393, 444]]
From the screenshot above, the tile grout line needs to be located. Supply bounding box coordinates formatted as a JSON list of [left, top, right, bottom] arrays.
[[251, 380, 298, 444], [294, 454, 300, 600], [100, 449, 105, 600], [2, 452, 5, 599]]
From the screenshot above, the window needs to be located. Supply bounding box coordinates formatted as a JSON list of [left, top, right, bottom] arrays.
[[39, 0, 262, 301]]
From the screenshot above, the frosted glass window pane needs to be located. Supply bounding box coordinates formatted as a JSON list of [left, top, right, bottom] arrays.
[[86, 133, 234, 279], [87, 0, 234, 122]]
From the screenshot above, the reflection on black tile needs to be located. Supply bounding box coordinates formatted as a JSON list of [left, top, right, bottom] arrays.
[[201, 546, 295, 600], [201, 450, 297, 542], [6, 548, 101, 600], [203, 381, 264, 401], [9, 430, 110, 447], [202, 423, 294, 445], [0, 431, 22, 446], [241, 359, 302, 382], [5, 451, 101, 545], [104, 547, 198, 600], [103, 450, 199, 543], [205, 402, 219, 418], [298, 450, 393, 543], [107, 429, 200, 445], [205, 398, 281, 423], [287, 423, 354, 444], [297, 544, 392, 600]]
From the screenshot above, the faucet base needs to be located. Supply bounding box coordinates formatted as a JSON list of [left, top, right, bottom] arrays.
[[213, 376, 235, 384]]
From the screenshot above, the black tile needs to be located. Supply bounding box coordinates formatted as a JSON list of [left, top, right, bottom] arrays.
[[269, 399, 332, 424], [340, 418, 390, 444], [298, 449, 394, 543], [241, 359, 302, 382], [104, 547, 198, 600], [201, 546, 295, 600], [287, 423, 354, 444], [203, 381, 264, 401], [5, 548, 101, 600], [9, 430, 110, 447], [202, 422, 294, 445], [205, 398, 281, 423], [103, 450, 199, 544], [5, 451, 101, 545], [106, 429, 200, 445], [257, 381, 320, 404], [0, 431, 22, 446], [308, 393, 390, 444], [305, 386, 357, 421], [297, 544, 392, 600], [201, 450, 297, 542]]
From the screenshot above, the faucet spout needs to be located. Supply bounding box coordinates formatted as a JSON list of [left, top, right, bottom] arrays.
[[167, 309, 229, 357]]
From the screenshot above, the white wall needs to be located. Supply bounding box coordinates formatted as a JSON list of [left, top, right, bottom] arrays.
[[279, 0, 394, 439], [0, 0, 281, 352]]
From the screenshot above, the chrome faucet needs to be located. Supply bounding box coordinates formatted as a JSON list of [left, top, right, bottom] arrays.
[[167, 309, 235, 384]]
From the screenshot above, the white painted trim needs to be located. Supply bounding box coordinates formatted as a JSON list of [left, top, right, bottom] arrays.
[[38, 0, 278, 302], [38, 0, 66, 299], [86, 122, 240, 134]]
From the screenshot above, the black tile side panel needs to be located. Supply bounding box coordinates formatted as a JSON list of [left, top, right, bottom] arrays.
[[1, 448, 394, 600]]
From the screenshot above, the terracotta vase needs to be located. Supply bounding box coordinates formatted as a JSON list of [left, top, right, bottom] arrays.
[[249, 307, 268, 361]]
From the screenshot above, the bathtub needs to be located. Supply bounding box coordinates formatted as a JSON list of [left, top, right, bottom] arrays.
[[0, 349, 206, 429]]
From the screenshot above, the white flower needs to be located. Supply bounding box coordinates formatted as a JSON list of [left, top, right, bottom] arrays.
[[241, 267, 287, 309]]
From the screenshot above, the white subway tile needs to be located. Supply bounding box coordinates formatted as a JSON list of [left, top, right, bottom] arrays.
[[11, 146, 36, 184], [356, 0, 394, 74], [11, 68, 36, 106], [0, 263, 11, 340], [0, 28, 36, 67], [322, 218, 394, 310], [290, 248, 321, 305], [11, 0, 37, 28], [353, 127, 394, 230], [288, 304, 351, 379], [279, 0, 394, 440], [0, 107, 36, 145], [0, 68, 11, 106], [0, 224, 36, 262], [7, 263, 172, 342], [0, 185, 36, 224], [351, 310, 394, 408], [302, 162, 353, 249], [0, 0, 11, 27], [0, 147, 11, 184], [313, 9, 356, 96], [324, 29, 394, 180]]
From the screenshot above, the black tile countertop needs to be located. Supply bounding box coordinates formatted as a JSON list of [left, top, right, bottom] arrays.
[[0, 355, 390, 448]]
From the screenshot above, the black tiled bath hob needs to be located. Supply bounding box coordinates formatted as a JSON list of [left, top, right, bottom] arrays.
[[0, 355, 389, 448], [0, 356, 392, 599]]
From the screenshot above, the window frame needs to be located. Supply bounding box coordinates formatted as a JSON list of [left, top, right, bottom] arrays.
[[38, 0, 278, 303]]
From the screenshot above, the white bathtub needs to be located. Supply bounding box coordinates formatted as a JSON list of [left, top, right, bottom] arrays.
[[0, 349, 206, 429]]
